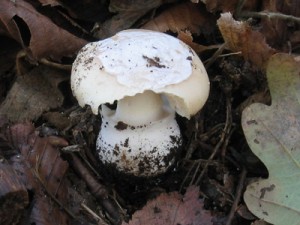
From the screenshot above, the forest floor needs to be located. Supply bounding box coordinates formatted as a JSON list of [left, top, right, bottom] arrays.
[[0, 0, 299, 225]]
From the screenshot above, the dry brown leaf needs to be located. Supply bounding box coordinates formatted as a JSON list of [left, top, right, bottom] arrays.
[[217, 13, 276, 69], [0, 157, 29, 225], [5, 122, 71, 225], [0, 0, 87, 61], [109, 0, 166, 12], [0, 65, 66, 122], [93, 0, 167, 39], [122, 186, 213, 225], [177, 30, 220, 54], [94, 10, 150, 39], [37, 0, 60, 6], [259, 0, 300, 50], [142, 2, 216, 35], [199, 0, 258, 13]]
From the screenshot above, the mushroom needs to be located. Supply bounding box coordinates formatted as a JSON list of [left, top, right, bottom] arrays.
[[71, 29, 209, 177]]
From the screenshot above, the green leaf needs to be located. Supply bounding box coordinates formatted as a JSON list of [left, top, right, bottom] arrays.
[[242, 53, 300, 225]]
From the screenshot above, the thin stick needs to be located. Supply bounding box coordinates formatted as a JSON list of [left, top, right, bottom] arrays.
[[39, 58, 72, 71], [241, 11, 300, 24], [225, 167, 247, 225], [235, 0, 247, 17], [180, 161, 197, 191], [81, 202, 108, 225], [204, 43, 226, 69], [195, 95, 232, 186]]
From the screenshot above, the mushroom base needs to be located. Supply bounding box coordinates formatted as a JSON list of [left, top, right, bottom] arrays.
[[96, 105, 182, 177]]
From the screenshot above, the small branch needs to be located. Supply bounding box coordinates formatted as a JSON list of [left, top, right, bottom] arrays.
[[204, 43, 227, 69], [195, 94, 232, 186], [225, 167, 247, 225], [68, 153, 124, 225], [39, 58, 72, 71], [235, 0, 247, 17], [81, 202, 108, 225], [240, 11, 300, 24]]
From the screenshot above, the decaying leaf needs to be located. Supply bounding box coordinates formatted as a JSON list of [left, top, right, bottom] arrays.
[[0, 0, 87, 61], [142, 2, 216, 36], [199, 0, 258, 13], [217, 13, 276, 69], [37, 0, 60, 6], [93, 0, 167, 39], [0, 157, 29, 225], [5, 122, 72, 225], [177, 31, 220, 54], [259, 0, 300, 49], [109, 0, 166, 12], [122, 186, 213, 225], [0, 65, 66, 122], [242, 54, 300, 225]]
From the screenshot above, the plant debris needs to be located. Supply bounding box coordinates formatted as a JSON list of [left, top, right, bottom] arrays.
[[0, 1, 299, 225], [122, 186, 213, 225]]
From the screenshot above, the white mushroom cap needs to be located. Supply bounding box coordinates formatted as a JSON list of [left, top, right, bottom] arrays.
[[71, 29, 210, 118]]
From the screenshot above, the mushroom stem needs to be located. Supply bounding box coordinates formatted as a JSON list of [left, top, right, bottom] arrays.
[[114, 91, 167, 126]]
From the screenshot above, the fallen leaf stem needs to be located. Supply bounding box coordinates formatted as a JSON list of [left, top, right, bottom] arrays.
[[225, 167, 247, 225]]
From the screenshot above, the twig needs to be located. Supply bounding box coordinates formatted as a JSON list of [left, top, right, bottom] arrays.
[[218, 52, 242, 58], [240, 11, 300, 24], [190, 161, 202, 185], [15, 50, 29, 76], [204, 43, 227, 69], [220, 95, 233, 160], [39, 58, 72, 71], [235, 0, 247, 17], [225, 167, 247, 225], [57, 10, 90, 35], [194, 133, 224, 186], [69, 153, 124, 225], [180, 161, 197, 191], [81, 202, 108, 225], [195, 94, 232, 186]]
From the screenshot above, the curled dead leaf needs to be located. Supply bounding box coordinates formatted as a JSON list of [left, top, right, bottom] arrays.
[[177, 30, 221, 54], [217, 13, 276, 69], [142, 2, 216, 36]]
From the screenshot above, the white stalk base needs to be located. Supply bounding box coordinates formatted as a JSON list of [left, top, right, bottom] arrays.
[[96, 102, 182, 177]]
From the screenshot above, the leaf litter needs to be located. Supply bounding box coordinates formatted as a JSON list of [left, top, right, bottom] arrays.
[[122, 186, 213, 225], [0, 0, 300, 225]]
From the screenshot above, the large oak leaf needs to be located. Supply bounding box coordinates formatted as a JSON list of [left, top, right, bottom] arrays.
[[242, 54, 300, 225]]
